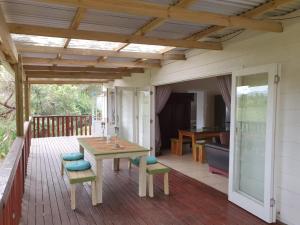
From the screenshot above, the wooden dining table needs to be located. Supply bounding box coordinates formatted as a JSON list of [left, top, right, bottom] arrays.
[[78, 137, 150, 204], [178, 129, 223, 155]]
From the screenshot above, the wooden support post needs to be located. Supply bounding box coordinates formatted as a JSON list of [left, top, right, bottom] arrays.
[[14, 55, 24, 136], [24, 79, 31, 121]]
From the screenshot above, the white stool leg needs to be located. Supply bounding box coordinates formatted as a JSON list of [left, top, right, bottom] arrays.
[[91, 181, 97, 206], [71, 184, 76, 210], [148, 174, 154, 198], [164, 173, 169, 195], [128, 159, 132, 170]]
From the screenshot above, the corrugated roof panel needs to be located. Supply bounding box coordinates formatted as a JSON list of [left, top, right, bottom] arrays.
[[1, 0, 75, 28], [143, 0, 176, 6], [79, 9, 151, 34], [186, 0, 266, 15]]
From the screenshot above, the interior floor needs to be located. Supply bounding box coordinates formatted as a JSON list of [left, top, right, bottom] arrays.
[[158, 151, 228, 194]]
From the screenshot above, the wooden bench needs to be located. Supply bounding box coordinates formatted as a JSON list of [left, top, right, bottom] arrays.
[[146, 163, 171, 198], [61, 159, 97, 210]]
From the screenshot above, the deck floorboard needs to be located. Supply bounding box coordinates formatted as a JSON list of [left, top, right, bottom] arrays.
[[21, 137, 281, 225]]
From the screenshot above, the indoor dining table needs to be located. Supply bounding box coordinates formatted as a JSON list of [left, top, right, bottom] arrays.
[[78, 137, 150, 204], [178, 128, 223, 155]]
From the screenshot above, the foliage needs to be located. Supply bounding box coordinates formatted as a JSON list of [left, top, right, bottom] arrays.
[[0, 65, 16, 159], [31, 84, 99, 116]]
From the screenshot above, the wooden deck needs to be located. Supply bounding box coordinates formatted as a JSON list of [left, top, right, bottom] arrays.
[[21, 137, 280, 225]]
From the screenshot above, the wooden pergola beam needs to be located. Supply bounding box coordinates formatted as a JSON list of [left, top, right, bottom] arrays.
[[16, 44, 186, 60], [187, 0, 293, 40], [64, 7, 86, 48], [9, 23, 222, 50], [116, 0, 196, 51], [28, 79, 111, 84], [23, 65, 145, 73], [26, 71, 129, 79], [34, 0, 283, 32], [13, 55, 24, 136], [0, 6, 18, 63], [22, 57, 161, 68]]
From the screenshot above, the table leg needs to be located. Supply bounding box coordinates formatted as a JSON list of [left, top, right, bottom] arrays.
[[96, 159, 103, 204], [112, 158, 120, 171], [138, 155, 147, 197], [79, 145, 84, 154], [178, 132, 183, 155], [191, 134, 196, 156]]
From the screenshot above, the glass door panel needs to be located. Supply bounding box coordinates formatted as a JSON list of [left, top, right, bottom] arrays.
[[235, 73, 268, 203], [229, 64, 278, 223]]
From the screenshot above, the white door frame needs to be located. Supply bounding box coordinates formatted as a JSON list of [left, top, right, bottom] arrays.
[[228, 63, 279, 223]]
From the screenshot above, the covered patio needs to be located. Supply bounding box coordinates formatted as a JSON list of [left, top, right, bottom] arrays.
[[23, 136, 278, 225], [1, 0, 300, 225]]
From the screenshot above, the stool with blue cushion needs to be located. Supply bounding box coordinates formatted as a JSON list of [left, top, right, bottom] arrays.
[[128, 156, 170, 197], [61, 152, 84, 176], [61, 154, 96, 210]]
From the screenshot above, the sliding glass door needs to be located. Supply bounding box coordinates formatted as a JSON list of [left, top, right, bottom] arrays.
[[229, 64, 279, 223]]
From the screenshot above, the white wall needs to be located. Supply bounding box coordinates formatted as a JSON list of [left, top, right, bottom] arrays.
[[113, 18, 300, 225], [149, 19, 300, 225]]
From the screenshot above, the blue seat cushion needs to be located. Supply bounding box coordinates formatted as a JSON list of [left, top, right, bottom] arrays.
[[62, 152, 84, 161], [65, 160, 91, 171], [132, 156, 158, 166]]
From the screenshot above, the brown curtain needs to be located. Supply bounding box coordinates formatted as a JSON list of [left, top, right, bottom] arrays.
[[155, 85, 172, 151]]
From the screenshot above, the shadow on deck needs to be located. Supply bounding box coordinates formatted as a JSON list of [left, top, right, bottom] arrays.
[[21, 137, 278, 225]]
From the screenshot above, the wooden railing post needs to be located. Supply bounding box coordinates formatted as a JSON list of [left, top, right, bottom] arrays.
[[14, 54, 24, 137], [66, 116, 70, 136], [24, 79, 31, 121]]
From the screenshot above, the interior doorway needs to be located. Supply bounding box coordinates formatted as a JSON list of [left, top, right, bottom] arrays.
[[155, 76, 231, 194]]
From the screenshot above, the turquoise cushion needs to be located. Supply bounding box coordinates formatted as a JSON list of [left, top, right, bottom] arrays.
[[132, 156, 158, 166], [62, 152, 84, 161], [65, 160, 91, 171]]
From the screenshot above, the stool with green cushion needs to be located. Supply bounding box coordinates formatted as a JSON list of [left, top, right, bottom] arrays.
[[61, 152, 84, 176], [131, 155, 158, 167], [64, 160, 96, 210], [147, 163, 171, 198]]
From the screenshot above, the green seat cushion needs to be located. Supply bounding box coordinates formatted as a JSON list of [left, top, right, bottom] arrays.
[[62, 152, 84, 161], [132, 156, 158, 166], [65, 160, 91, 171]]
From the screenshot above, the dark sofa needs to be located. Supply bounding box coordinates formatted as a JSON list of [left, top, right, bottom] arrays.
[[205, 143, 229, 177]]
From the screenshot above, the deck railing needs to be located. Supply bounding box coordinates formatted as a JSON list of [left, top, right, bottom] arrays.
[[32, 115, 92, 138], [0, 120, 31, 225]]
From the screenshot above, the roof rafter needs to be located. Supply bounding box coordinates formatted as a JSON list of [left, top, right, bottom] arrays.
[[16, 44, 186, 60], [23, 65, 144, 73], [116, 0, 196, 52], [28, 79, 111, 84], [34, 0, 283, 33], [9, 23, 222, 50], [0, 5, 18, 63], [22, 57, 161, 68], [26, 71, 129, 79], [186, 0, 293, 41]]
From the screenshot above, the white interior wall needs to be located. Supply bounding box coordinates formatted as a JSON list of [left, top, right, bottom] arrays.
[[149, 19, 300, 225], [113, 18, 300, 225]]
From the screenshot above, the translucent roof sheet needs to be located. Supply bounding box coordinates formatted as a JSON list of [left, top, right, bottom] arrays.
[[68, 39, 125, 51], [11, 34, 66, 47], [121, 43, 172, 53]]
